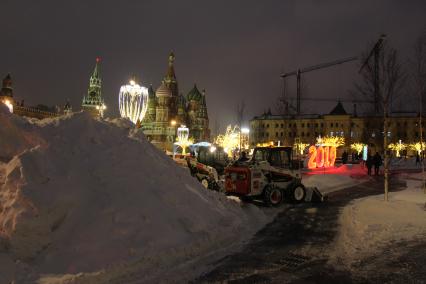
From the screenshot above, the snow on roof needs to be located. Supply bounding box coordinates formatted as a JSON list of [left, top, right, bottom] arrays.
[[0, 110, 269, 282]]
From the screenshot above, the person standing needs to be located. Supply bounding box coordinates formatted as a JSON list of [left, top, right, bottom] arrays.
[[342, 151, 348, 164], [416, 153, 421, 167], [366, 154, 373, 175], [373, 152, 382, 176]]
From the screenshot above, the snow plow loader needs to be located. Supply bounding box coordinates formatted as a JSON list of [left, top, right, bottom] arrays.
[[224, 146, 325, 206]]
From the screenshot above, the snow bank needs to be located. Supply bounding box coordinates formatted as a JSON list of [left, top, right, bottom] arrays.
[[0, 110, 270, 283], [330, 178, 426, 267], [303, 174, 358, 194]]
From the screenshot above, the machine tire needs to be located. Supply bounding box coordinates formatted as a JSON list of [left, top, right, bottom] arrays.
[[291, 184, 306, 203], [201, 178, 210, 189], [263, 186, 283, 207]]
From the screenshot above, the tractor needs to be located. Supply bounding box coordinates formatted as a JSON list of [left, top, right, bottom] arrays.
[[224, 146, 324, 206]]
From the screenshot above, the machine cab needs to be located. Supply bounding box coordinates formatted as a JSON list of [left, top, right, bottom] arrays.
[[251, 146, 293, 169]]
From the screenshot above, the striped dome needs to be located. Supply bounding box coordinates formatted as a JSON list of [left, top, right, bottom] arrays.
[[156, 82, 172, 97]]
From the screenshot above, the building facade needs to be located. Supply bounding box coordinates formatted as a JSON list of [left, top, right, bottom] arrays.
[[141, 53, 210, 151], [250, 102, 426, 155]]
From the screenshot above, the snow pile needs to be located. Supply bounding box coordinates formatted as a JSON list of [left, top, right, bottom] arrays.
[[0, 108, 269, 283], [303, 174, 357, 194], [330, 178, 426, 267]]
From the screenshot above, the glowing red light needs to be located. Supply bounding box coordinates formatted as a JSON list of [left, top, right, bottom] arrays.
[[308, 145, 337, 169], [96, 57, 101, 63]]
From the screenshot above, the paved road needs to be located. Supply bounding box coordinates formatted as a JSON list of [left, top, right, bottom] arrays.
[[197, 175, 426, 283]]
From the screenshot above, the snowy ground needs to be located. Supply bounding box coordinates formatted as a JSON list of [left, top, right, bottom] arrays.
[[330, 172, 426, 271], [0, 105, 274, 284], [303, 164, 366, 194]]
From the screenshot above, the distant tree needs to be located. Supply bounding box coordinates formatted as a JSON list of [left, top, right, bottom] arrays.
[[410, 33, 426, 193], [236, 99, 246, 153], [356, 41, 406, 201]]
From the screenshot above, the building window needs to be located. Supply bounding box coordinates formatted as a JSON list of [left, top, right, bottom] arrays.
[[275, 124, 278, 128], [350, 131, 354, 138], [289, 132, 292, 137], [267, 124, 270, 128], [340, 131, 344, 136], [307, 123, 310, 127], [388, 131, 391, 137], [302, 123, 305, 127], [321, 123, 324, 128], [331, 123, 334, 127], [307, 132, 310, 137], [280, 132, 283, 137], [280, 123, 284, 128], [315, 123, 318, 128], [301, 132, 305, 137], [372, 132, 375, 138], [275, 132, 278, 137], [330, 131, 334, 136]]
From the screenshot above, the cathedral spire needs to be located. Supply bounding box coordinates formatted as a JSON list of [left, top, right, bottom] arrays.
[[163, 52, 178, 97]]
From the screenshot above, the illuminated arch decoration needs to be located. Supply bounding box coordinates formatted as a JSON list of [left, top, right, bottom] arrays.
[[307, 136, 344, 169], [175, 125, 193, 155], [118, 80, 149, 124]]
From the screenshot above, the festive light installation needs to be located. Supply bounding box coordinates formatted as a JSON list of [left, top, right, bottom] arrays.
[[350, 143, 366, 154], [409, 142, 426, 155], [294, 142, 309, 155], [215, 125, 240, 157], [308, 136, 345, 169], [118, 80, 149, 124], [175, 125, 193, 155], [388, 140, 406, 157]]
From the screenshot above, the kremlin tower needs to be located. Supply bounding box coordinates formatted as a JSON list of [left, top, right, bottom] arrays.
[[82, 58, 106, 117]]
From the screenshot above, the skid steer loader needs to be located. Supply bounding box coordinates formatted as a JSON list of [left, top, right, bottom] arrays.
[[224, 146, 325, 206]]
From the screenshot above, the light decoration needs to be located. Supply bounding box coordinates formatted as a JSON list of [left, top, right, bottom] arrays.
[[350, 143, 366, 155], [409, 142, 426, 155], [294, 142, 309, 155], [175, 125, 193, 155], [388, 140, 406, 157], [215, 125, 240, 157], [308, 136, 345, 169], [118, 80, 149, 124], [2, 99, 13, 113], [256, 141, 274, 147]]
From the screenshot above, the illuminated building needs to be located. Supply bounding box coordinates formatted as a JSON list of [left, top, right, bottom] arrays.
[[141, 53, 210, 151], [250, 101, 426, 156], [0, 74, 13, 113], [82, 58, 106, 118]]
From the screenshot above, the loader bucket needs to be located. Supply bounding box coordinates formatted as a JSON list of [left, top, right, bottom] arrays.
[[304, 187, 326, 203]]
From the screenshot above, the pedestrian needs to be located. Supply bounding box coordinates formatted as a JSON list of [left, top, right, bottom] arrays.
[[342, 151, 348, 164], [416, 153, 421, 167], [366, 154, 373, 175], [373, 152, 382, 176]]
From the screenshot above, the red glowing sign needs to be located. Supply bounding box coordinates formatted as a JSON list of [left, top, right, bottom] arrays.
[[308, 145, 337, 169]]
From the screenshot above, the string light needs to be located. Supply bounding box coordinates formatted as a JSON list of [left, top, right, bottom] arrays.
[[215, 125, 240, 157], [119, 80, 149, 124]]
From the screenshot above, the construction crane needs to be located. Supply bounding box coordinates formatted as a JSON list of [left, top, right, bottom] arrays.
[[280, 56, 358, 115], [358, 34, 387, 113]]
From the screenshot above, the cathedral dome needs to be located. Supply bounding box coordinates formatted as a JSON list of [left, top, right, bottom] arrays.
[[156, 81, 172, 97], [187, 84, 202, 101]]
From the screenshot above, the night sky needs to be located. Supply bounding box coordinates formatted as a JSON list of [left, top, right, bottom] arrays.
[[1, 1, 425, 132]]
